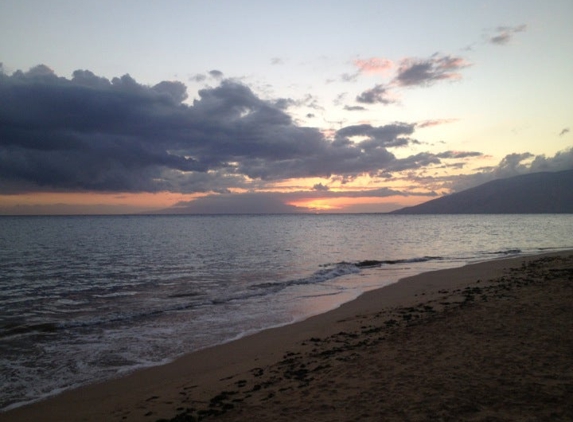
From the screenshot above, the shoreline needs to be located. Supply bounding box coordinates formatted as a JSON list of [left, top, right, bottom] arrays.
[[2, 250, 572, 421]]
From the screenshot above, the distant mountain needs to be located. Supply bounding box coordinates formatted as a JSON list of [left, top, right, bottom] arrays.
[[390, 170, 573, 214]]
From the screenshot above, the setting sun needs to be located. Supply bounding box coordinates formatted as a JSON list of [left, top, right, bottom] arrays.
[[293, 199, 341, 211]]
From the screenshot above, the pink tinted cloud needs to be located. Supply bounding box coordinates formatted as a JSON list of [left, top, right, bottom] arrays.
[[353, 57, 394, 75]]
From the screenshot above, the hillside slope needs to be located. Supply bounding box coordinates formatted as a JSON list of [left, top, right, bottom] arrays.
[[391, 170, 573, 214]]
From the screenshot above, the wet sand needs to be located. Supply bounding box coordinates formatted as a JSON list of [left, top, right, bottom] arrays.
[[2, 252, 572, 422]]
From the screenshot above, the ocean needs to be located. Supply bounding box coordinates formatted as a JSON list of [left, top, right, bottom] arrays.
[[1, 213, 572, 410]]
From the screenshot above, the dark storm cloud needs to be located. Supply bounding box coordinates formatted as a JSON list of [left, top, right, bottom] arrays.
[[489, 24, 527, 45], [0, 65, 444, 194], [356, 84, 395, 104], [241, 122, 419, 180], [235, 145, 397, 181]]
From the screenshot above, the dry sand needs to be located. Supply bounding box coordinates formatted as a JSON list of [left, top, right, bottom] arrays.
[[2, 252, 572, 422]]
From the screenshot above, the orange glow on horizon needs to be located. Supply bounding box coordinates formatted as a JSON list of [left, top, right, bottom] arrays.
[[0, 185, 438, 215], [0, 191, 207, 214], [289, 194, 435, 213], [298, 199, 341, 211]]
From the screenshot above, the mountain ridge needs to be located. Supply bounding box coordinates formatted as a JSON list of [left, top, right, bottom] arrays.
[[390, 170, 573, 214]]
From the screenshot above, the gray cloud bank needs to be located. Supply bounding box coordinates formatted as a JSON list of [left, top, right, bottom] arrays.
[[167, 144, 573, 213], [0, 65, 480, 196], [1, 65, 570, 214]]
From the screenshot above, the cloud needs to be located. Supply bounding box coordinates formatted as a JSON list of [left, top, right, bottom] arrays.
[[273, 98, 298, 110], [306, 186, 427, 199], [384, 152, 442, 172], [189, 73, 207, 82], [559, 127, 570, 137], [22, 64, 55, 78], [529, 147, 573, 173], [436, 151, 482, 159], [417, 118, 459, 128], [489, 24, 527, 45], [273, 94, 322, 111], [313, 183, 329, 191], [1, 65, 457, 195], [344, 105, 366, 111], [353, 58, 393, 74], [208, 69, 224, 79], [356, 84, 395, 104], [381, 150, 483, 173], [339, 58, 395, 84], [446, 148, 573, 192], [189, 70, 224, 82], [394, 54, 471, 87], [340, 72, 360, 82], [493, 152, 535, 178], [352, 53, 470, 108], [335, 123, 414, 150]]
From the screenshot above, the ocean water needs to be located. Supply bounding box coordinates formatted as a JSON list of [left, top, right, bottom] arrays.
[[1, 214, 572, 410]]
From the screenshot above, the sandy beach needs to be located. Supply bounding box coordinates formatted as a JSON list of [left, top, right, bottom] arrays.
[[2, 251, 572, 422]]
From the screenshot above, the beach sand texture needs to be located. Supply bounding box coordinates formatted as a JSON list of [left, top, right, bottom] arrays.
[[2, 252, 572, 422]]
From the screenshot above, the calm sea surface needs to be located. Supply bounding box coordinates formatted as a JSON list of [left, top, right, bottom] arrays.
[[1, 214, 572, 410]]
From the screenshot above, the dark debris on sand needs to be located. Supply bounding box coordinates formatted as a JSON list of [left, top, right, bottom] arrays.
[[158, 254, 573, 422]]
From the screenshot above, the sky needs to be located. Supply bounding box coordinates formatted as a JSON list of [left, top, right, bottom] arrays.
[[0, 0, 572, 214]]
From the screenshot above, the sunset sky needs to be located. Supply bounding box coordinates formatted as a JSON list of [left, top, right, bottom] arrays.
[[1, 0, 572, 214]]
